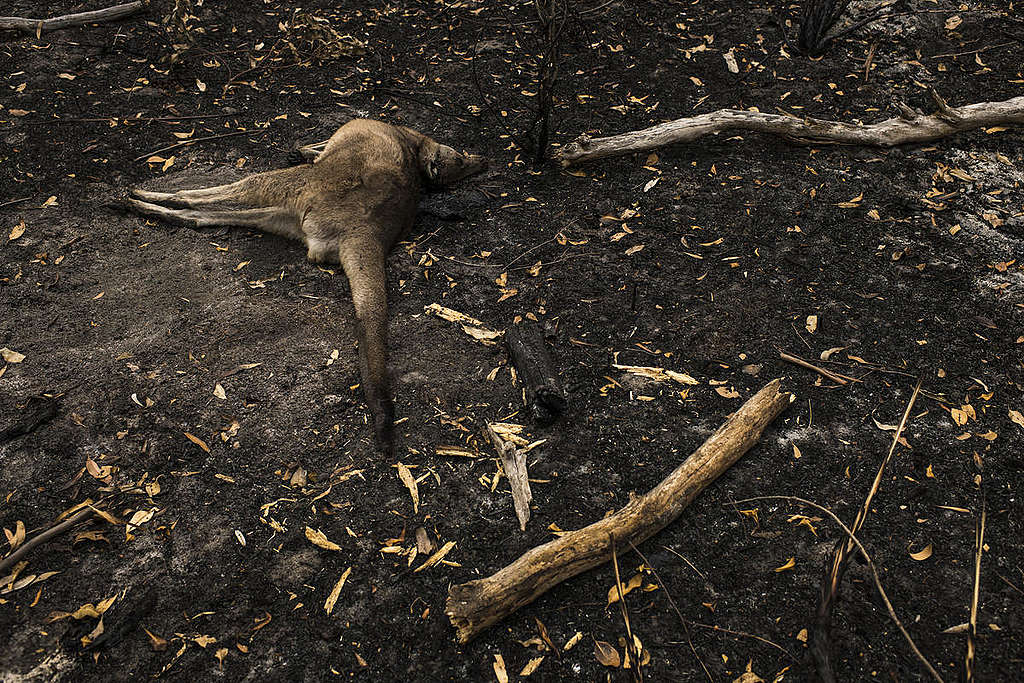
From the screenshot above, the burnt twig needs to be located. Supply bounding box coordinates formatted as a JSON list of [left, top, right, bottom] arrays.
[[505, 323, 567, 426]]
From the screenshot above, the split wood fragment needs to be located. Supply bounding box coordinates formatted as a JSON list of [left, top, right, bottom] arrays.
[[487, 423, 533, 531], [557, 92, 1024, 166], [0, 2, 146, 35], [446, 379, 793, 642]]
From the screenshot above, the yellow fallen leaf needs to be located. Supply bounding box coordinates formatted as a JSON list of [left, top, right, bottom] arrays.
[[613, 364, 698, 386], [493, 654, 509, 683], [519, 656, 544, 677], [607, 573, 643, 606], [8, 221, 25, 241], [774, 557, 796, 572], [0, 348, 25, 363], [305, 526, 342, 551], [4, 520, 26, 550], [909, 544, 933, 561], [594, 640, 620, 667], [184, 432, 210, 452], [323, 567, 351, 614], [836, 192, 863, 208]]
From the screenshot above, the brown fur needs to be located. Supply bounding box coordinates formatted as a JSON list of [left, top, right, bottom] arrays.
[[129, 119, 485, 456]]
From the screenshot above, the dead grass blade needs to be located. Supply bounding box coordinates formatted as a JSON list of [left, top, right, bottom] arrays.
[[627, 540, 713, 681], [812, 378, 922, 682], [965, 499, 986, 682], [737, 495, 944, 683], [610, 536, 642, 682]]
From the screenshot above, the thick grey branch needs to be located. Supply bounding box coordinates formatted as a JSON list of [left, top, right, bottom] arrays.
[[558, 95, 1024, 166], [0, 2, 145, 35]]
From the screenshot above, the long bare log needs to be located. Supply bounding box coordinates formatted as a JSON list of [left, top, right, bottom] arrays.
[[446, 378, 794, 642], [0, 2, 145, 35], [557, 92, 1024, 166]]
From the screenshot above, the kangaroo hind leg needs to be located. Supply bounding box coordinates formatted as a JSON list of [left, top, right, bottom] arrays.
[[132, 178, 253, 208], [132, 166, 309, 209], [129, 200, 303, 239]]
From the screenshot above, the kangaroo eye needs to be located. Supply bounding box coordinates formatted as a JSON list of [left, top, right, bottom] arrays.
[[428, 160, 438, 178]]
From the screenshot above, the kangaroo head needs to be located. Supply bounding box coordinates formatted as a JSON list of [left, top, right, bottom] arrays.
[[421, 143, 487, 187]]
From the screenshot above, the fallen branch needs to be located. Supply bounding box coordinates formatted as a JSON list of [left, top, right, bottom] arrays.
[[557, 92, 1024, 166], [0, 1, 145, 35], [0, 508, 94, 575], [446, 378, 793, 642]]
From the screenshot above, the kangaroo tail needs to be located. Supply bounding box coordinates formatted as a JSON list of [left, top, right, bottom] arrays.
[[338, 237, 395, 456]]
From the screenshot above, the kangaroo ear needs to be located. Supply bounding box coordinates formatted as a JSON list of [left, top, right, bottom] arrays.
[[427, 157, 440, 181]]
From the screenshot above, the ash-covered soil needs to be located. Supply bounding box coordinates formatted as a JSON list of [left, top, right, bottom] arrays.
[[1, 1, 1022, 681]]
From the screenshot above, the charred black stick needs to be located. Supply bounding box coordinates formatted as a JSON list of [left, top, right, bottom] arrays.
[[505, 324, 566, 426]]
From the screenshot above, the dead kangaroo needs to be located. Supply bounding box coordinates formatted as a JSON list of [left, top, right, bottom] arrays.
[[129, 119, 486, 456]]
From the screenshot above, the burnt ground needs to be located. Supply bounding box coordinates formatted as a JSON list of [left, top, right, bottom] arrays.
[[1, 0, 1023, 680]]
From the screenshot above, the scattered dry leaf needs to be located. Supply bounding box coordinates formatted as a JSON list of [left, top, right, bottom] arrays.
[[613, 364, 698, 385], [0, 348, 25, 364], [324, 567, 352, 615], [594, 640, 620, 667], [305, 526, 342, 551], [184, 432, 210, 452], [909, 544, 933, 561], [606, 573, 643, 607], [519, 656, 544, 677], [493, 654, 509, 683], [774, 557, 796, 572], [8, 221, 26, 241]]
